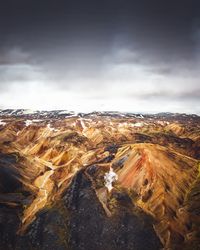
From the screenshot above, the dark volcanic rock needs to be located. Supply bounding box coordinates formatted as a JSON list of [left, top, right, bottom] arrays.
[[15, 209, 69, 250], [0, 153, 24, 250], [62, 170, 162, 250], [14, 170, 162, 250], [0, 206, 21, 250], [0, 153, 21, 193]]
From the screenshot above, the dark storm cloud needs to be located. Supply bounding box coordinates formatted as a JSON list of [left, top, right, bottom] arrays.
[[0, 47, 46, 93], [0, 0, 200, 113]]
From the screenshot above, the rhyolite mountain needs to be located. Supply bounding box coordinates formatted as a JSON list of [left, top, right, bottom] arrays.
[[0, 110, 199, 250]]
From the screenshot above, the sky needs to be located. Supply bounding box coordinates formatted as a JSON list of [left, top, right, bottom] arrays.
[[0, 0, 200, 114]]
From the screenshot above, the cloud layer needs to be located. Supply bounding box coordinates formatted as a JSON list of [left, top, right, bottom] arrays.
[[0, 44, 199, 114], [0, 1, 199, 114]]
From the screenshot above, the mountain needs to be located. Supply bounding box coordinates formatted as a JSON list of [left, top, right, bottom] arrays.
[[0, 110, 199, 250]]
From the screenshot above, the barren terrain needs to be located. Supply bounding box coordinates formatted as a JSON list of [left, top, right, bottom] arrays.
[[0, 110, 199, 250]]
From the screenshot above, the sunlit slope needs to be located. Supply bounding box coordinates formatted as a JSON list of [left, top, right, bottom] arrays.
[[114, 143, 198, 248]]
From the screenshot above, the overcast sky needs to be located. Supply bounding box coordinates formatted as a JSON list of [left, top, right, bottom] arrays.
[[0, 0, 200, 114]]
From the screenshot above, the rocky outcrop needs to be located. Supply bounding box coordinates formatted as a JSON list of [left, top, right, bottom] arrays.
[[14, 169, 161, 250]]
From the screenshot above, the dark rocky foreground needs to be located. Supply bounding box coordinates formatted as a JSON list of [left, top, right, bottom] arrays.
[[0, 167, 161, 250]]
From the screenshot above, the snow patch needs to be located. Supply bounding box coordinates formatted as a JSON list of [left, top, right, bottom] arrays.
[[132, 122, 144, 127], [0, 120, 6, 126], [104, 167, 118, 192], [47, 124, 54, 131], [32, 119, 42, 123], [23, 109, 37, 115], [58, 110, 70, 115], [79, 118, 86, 130], [47, 124, 58, 132], [25, 120, 33, 126]]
